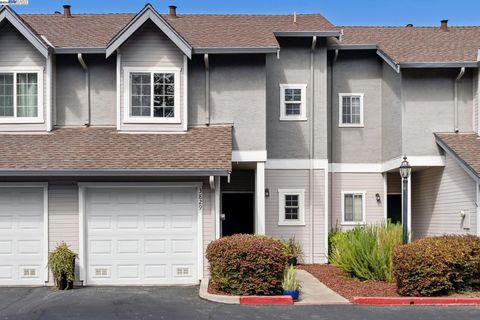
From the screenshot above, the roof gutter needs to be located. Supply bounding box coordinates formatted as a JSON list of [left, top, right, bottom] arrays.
[[193, 47, 279, 54], [377, 49, 400, 73], [77, 53, 91, 127], [0, 169, 231, 177], [274, 31, 341, 37]]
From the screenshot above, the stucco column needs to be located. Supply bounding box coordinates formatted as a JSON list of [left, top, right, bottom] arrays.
[[255, 162, 266, 235]]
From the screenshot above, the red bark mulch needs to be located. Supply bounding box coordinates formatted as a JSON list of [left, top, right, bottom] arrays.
[[297, 264, 399, 301]]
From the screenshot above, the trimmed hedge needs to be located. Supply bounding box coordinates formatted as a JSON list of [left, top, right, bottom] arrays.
[[206, 234, 287, 295], [393, 235, 480, 297]]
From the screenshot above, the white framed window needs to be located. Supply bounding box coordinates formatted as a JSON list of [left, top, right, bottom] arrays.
[[279, 84, 307, 121], [339, 93, 364, 127], [0, 67, 44, 124], [123, 67, 181, 124], [341, 191, 366, 225], [278, 189, 305, 226]]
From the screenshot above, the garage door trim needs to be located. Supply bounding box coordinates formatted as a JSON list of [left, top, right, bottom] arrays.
[[77, 182, 204, 285], [0, 182, 49, 285]]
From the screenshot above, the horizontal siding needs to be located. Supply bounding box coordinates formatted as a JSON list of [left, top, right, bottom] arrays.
[[0, 23, 47, 132], [331, 172, 385, 229], [120, 20, 185, 132], [48, 184, 79, 284], [265, 169, 326, 263], [412, 155, 477, 239]]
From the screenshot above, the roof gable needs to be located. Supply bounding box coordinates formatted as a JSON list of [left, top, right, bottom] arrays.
[[106, 4, 191, 58], [0, 5, 49, 57]]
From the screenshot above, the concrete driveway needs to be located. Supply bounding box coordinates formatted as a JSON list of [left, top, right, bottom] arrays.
[[1, 286, 480, 320]]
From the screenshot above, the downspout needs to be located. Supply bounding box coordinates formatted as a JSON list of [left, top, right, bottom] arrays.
[[77, 53, 90, 126], [454, 67, 466, 133], [204, 54, 210, 126], [330, 49, 339, 233], [309, 36, 317, 263]]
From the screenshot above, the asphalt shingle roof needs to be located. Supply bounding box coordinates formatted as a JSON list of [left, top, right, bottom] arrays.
[[0, 126, 232, 172], [435, 133, 480, 177]]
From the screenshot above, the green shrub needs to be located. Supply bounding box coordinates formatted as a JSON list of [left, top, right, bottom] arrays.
[[330, 222, 402, 282], [206, 234, 287, 295], [393, 235, 480, 297], [48, 242, 77, 285]]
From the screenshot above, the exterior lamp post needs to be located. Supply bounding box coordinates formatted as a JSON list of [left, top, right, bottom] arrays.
[[399, 155, 411, 244]]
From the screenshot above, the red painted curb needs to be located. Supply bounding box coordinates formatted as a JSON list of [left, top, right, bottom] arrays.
[[353, 297, 480, 306], [240, 296, 294, 305]]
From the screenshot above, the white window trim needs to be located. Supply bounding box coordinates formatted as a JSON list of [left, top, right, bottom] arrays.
[[338, 93, 364, 127], [341, 190, 366, 225], [279, 84, 307, 121], [0, 67, 44, 124], [278, 189, 306, 226], [123, 67, 181, 124]]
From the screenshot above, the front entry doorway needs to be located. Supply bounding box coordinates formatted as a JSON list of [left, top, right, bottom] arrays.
[[221, 193, 255, 237], [387, 194, 402, 224]]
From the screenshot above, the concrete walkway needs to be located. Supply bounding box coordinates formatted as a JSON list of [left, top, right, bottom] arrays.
[[296, 269, 349, 305]]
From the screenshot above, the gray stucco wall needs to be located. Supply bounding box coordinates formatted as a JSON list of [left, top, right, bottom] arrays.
[[402, 68, 474, 156], [381, 62, 402, 161], [208, 54, 266, 151], [55, 54, 116, 126], [265, 169, 326, 263], [411, 155, 477, 239], [0, 23, 47, 132], [266, 38, 328, 159], [328, 50, 383, 163]]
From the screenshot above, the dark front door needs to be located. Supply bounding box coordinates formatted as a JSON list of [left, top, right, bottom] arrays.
[[221, 193, 254, 237], [387, 194, 402, 224]]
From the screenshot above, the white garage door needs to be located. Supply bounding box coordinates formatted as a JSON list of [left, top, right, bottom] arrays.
[[85, 186, 199, 285], [0, 187, 45, 286]]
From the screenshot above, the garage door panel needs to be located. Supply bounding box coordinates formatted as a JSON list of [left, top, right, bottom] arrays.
[[86, 187, 198, 285], [0, 187, 44, 286]]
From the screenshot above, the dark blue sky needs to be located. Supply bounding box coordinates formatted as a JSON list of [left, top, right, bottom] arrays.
[[10, 0, 480, 26]]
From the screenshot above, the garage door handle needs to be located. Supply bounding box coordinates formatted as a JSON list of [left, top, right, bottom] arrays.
[[221, 213, 226, 221]]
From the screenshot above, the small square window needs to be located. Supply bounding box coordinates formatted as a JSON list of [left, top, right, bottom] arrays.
[[280, 84, 307, 121], [342, 191, 366, 224], [339, 94, 364, 127], [278, 189, 305, 226]]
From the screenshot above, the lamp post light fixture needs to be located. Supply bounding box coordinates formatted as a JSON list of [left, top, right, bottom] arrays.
[[399, 154, 412, 244]]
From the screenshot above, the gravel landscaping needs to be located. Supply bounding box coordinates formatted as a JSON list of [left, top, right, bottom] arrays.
[[297, 264, 399, 301]]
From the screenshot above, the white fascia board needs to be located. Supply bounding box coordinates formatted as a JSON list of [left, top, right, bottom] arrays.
[[382, 155, 446, 172], [376, 49, 400, 73], [106, 5, 192, 58], [232, 150, 267, 162], [435, 137, 479, 183], [0, 6, 49, 58], [265, 159, 328, 170]]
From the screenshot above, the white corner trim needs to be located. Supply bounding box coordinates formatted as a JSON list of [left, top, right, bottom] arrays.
[[340, 190, 367, 225], [116, 50, 122, 130], [183, 55, 188, 131], [266, 159, 328, 170], [78, 185, 86, 284], [232, 150, 267, 162], [278, 189, 306, 226], [197, 185, 203, 281], [45, 54, 53, 131], [324, 167, 329, 263], [476, 182, 480, 236], [255, 162, 266, 234]]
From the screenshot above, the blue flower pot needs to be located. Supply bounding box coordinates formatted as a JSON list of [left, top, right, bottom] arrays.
[[283, 290, 300, 301]]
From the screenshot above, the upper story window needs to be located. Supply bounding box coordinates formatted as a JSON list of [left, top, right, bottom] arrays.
[[342, 191, 366, 225], [278, 189, 305, 226], [339, 93, 364, 127], [124, 68, 181, 124], [0, 68, 43, 123], [279, 84, 307, 121]]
